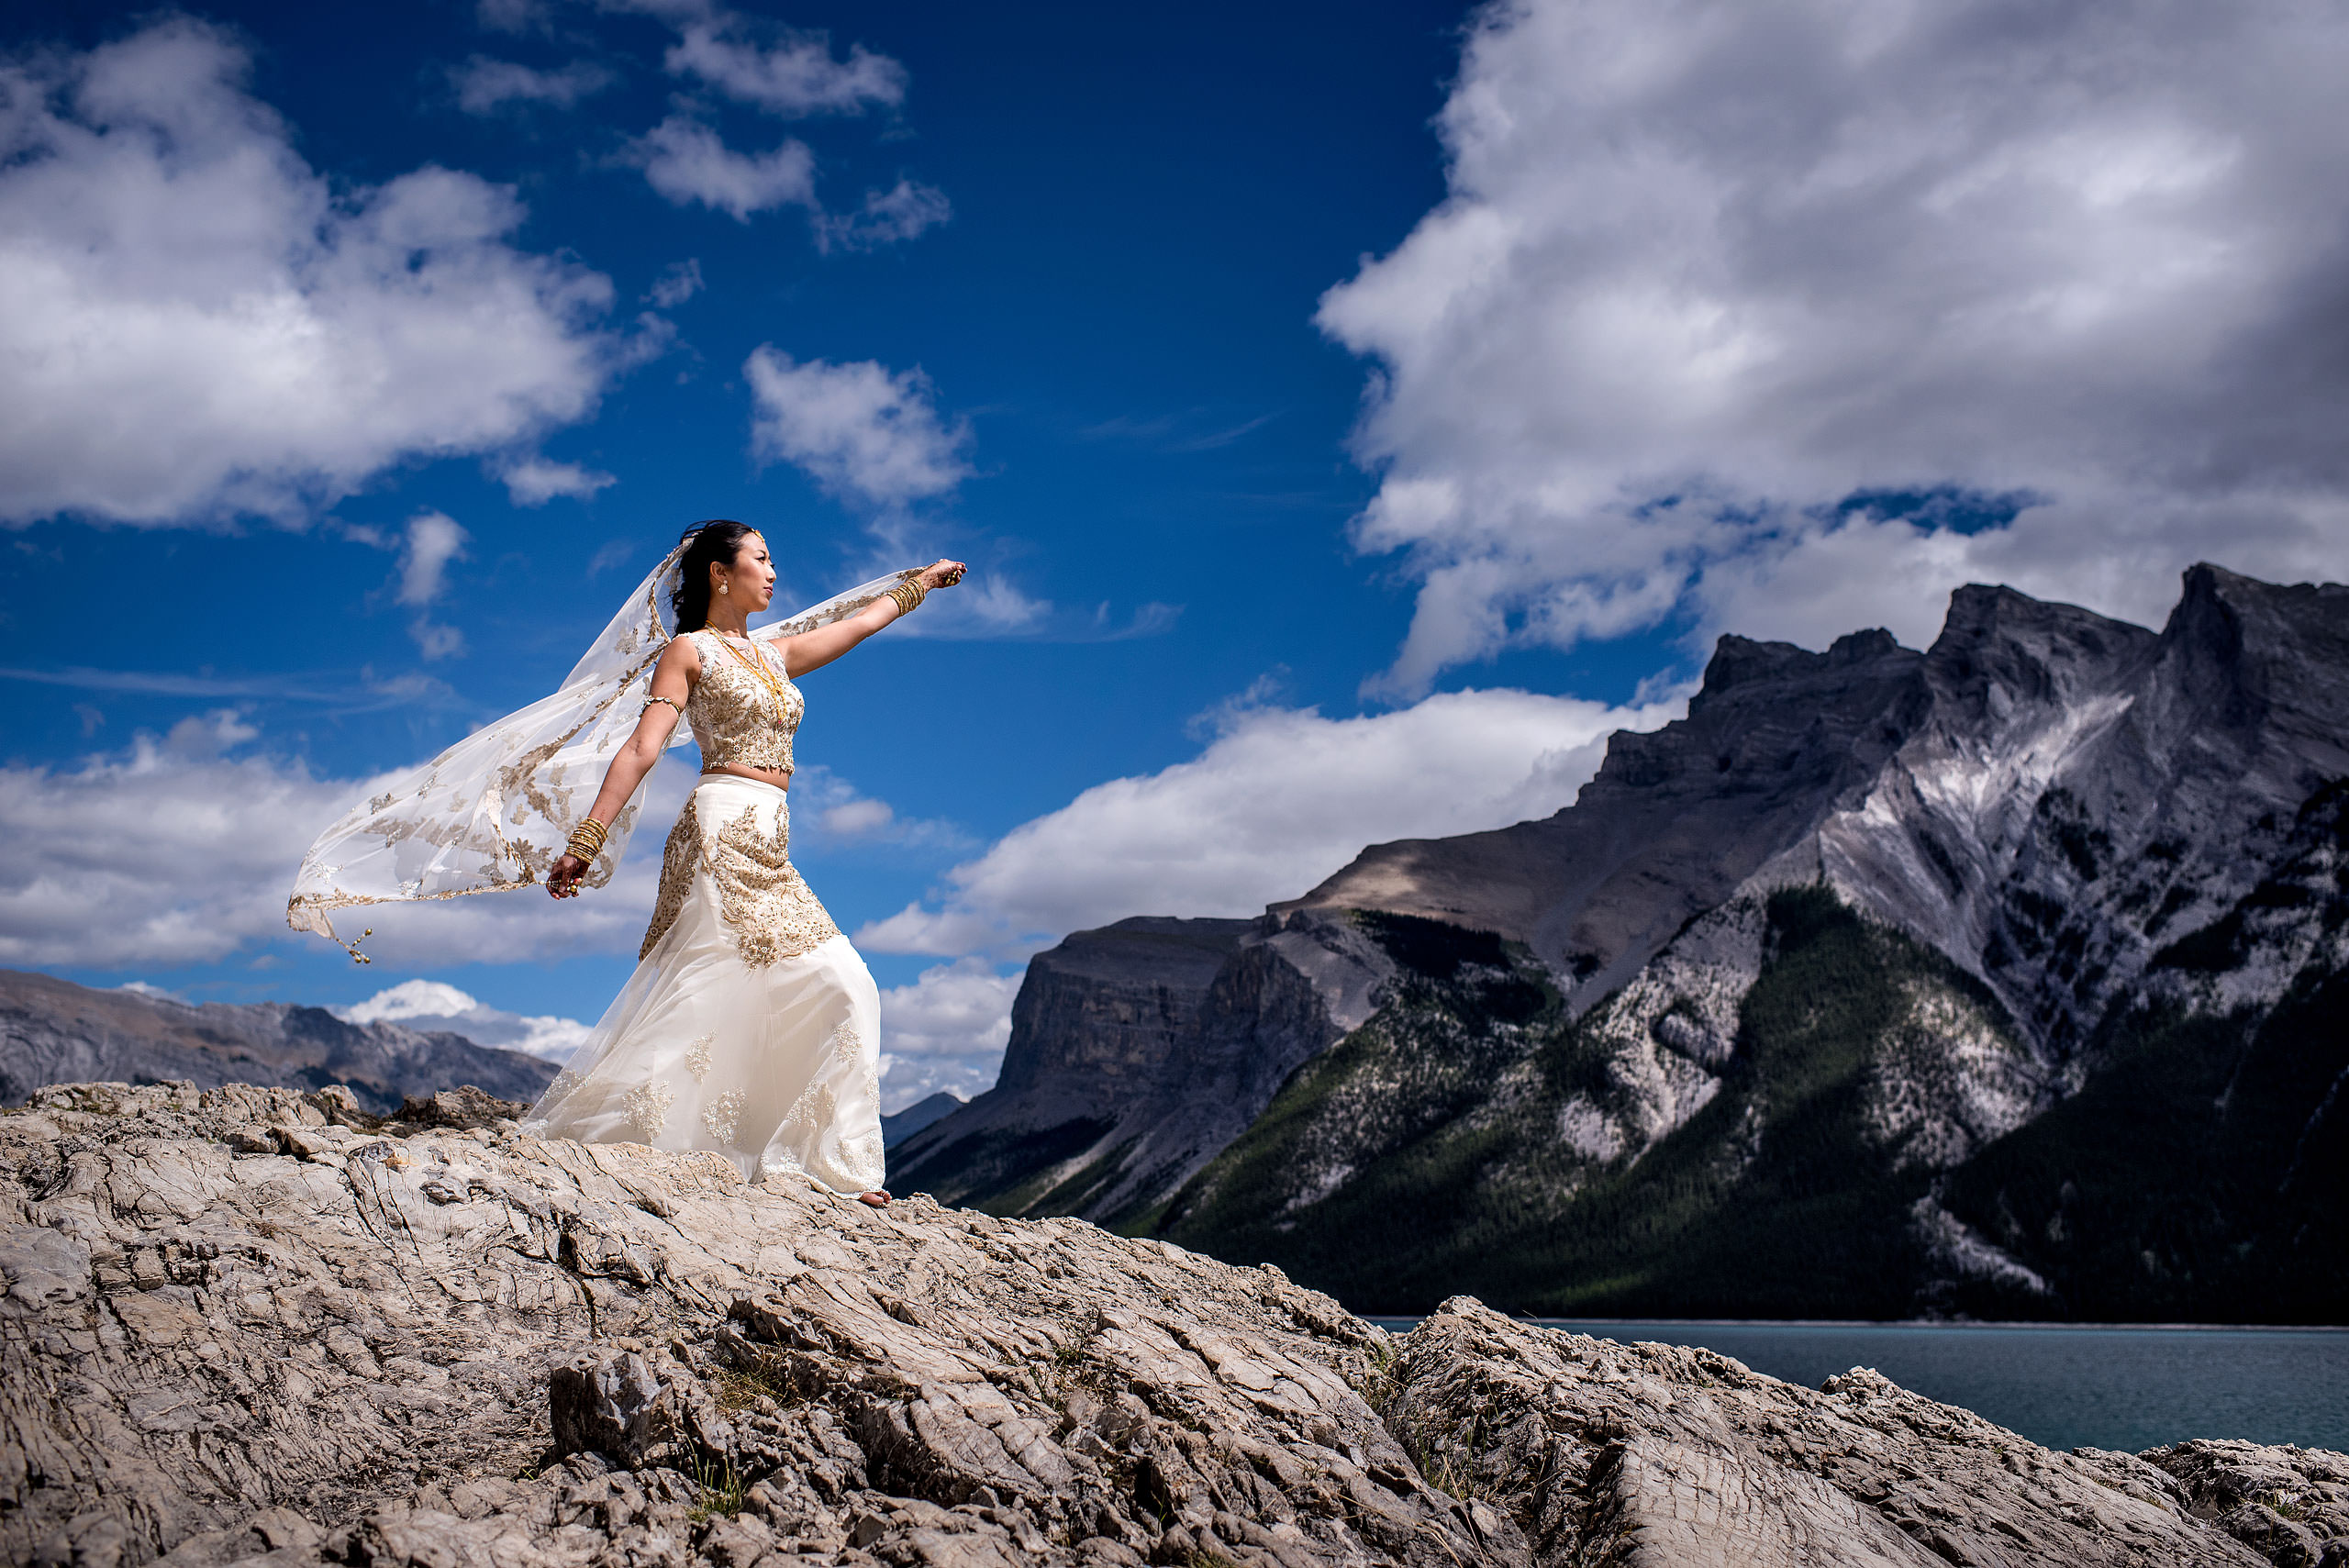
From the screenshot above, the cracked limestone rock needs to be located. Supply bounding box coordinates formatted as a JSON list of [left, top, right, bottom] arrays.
[[0, 1081, 2337, 1568]]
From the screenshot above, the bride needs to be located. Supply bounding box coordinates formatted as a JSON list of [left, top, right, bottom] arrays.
[[287, 520, 963, 1208], [535, 522, 962, 1207]]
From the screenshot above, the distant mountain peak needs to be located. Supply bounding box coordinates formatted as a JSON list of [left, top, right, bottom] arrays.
[[1, 968, 555, 1113]]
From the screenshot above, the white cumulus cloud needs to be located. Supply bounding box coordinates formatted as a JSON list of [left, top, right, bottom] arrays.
[[334, 978, 593, 1063], [857, 685, 1669, 958], [0, 714, 372, 969], [815, 180, 952, 254], [398, 510, 470, 660], [0, 720, 692, 972], [745, 348, 973, 508], [0, 18, 624, 528], [645, 258, 704, 308], [498, 458, 618, 506], [476, 0, 551, 33], [450, 55, 614, 114], [0, 716, 959, 981], [1321, 0, 2349, 693], [787, 764, 966, 849], [584, 6, 941, 246], [397, 511, 468, 606], [664, 21, 906, 116], [625, 115, 816, 221], [875, 959, 1019, 1110]]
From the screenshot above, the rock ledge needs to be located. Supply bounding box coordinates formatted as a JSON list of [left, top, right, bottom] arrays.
[[2, 1082, 2340, 1568]]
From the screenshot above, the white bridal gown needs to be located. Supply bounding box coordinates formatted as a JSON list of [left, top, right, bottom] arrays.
[[522, 628, 885, 1193]]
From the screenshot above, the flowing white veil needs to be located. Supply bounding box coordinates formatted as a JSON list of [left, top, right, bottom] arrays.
[[287, 546, 923, 961]]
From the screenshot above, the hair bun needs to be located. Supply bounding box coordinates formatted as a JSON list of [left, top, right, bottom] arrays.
[[669, 519, 758, 633]]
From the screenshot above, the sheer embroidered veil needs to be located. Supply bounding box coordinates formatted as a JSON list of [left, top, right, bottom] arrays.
[[287, 544, 921, 960]]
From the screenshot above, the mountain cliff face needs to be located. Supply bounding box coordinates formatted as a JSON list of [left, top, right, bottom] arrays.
[[1178, 565, 2349, 1317], [889, 913, 1394, 1228], [913, 566, 2349, 1319], [1288, 565, 2349, 1062], [1277, 621, 1944, 1004], [0, 969, 556, 1113]]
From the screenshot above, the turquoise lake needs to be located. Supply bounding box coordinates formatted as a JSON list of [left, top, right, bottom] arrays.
[[1362, 1319, 2349, 1454]]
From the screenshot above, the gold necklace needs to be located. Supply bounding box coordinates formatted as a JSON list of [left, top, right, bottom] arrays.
[[705, 628, 791, 719]]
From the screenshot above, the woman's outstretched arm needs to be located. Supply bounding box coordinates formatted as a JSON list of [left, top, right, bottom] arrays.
[[548, 637, 697, 898], [781, 559, 965, 678]]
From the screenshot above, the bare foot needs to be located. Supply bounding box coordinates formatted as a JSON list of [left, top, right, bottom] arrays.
[[857, 1189, 892, 1207]]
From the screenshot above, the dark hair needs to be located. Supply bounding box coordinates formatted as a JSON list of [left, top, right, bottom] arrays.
[[670, 519, 762, 632]]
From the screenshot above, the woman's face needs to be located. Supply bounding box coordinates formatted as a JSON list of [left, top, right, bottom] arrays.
[[717, 531, 776, 612]]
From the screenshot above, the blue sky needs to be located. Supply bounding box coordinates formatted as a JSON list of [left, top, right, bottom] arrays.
[[7, 0, 2348, 1106]]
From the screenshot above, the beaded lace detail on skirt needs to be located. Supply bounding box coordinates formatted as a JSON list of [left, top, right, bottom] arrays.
[[640, 793, 841, 965], [763, 1018, 883, 1184], [523, 774, 885, 1194]]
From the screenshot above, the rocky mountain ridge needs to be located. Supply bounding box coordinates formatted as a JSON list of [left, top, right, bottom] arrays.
[[1286, 563, 2349, 1053], [4, 1080, 2342, 1568], [878, 1093, 965, 1151], [905, 565, 2349, 1319], [0, 969, 556, 1114]]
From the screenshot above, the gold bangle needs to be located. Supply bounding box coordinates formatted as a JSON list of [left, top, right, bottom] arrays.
[[566, 818, 608, 861], [641, 695, 684, 717], [888, 583, 925, 615]]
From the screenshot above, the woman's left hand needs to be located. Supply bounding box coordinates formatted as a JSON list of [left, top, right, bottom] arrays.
[[918, 559, 967, 591]]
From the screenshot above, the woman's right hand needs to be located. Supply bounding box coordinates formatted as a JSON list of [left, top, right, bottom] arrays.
[[548, 854, 589, 899]]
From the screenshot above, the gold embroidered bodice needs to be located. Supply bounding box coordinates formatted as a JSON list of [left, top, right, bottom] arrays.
[[685, 629, 802, 774]]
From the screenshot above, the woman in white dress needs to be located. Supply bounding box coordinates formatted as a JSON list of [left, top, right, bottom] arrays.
[[536, 522, 963, 1207], [286, 521, 962, 1209]]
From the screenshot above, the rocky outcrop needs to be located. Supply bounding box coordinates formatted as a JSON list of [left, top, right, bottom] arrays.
[[890, 914, 1393, 1228], [3, 1083, 2338, 1568], [0, 970, 556, 1114], [2145, 1440, 2349, 1568]]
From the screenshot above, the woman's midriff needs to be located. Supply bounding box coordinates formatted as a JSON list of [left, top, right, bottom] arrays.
[[701, 762, 792, 790]]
